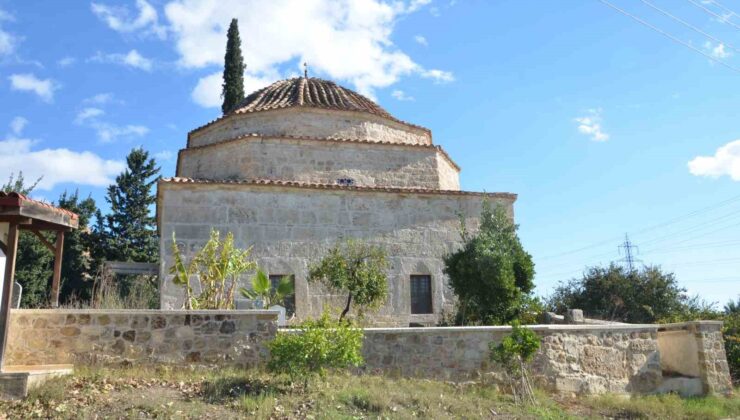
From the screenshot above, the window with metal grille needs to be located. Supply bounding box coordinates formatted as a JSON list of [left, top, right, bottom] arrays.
[[410, 275, 432, 314], [269, 274, 296, 316]]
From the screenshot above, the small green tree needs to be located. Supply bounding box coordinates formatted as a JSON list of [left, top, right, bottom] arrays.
[[490, 322, 541, 405], [267, 312, 364, 386], [221, 18, 245, 114], [170, 229, 257, 309], [444, 202, 535, 325], [239, 269, 294, 308], [308, 240, 389, 322]]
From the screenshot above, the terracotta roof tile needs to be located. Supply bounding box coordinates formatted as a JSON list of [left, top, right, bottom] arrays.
[[188, 77, 430, 137], [159, 177, 516, 200], [0, 191, 80, 220]]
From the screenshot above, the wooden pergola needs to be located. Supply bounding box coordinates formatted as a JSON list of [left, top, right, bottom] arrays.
[[0, 192, 78, 369]]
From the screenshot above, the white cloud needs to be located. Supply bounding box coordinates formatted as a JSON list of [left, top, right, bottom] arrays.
[[75, 107, 105, 124], [57, 56, 76, 67], [9, 116, 27, 136], [84, 92, 116, 105], [191, 71, 275, 108], [0, 119, 125, 191], [420, 68, 454, 83], [73, 106, 148, 143], [163, 0, 453, 104], [91, 0, 166, 38], [704, 41, 731, 59], [90, 49, 153, 71], [688, 139, 740, 181], [8, 74, 59, 102], [155, 150, 174, 161], [391, 89, 414, 101], [414, 35, 428, 46], [574, 108, 609, 142], [0, 8, 17, 56]]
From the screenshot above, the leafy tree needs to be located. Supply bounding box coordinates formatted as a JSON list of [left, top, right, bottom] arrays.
[[725, 296, 740, 315], [444, 202, 535, 325], [547, 264, 690, 323], [267, 312, 364, 386], [102, 148, 160, 263], [2, 173, 53, 307], [221, 18, 245, 114], [308, 239, 389, 322], [57, 190, 98, 303], [170, 229, 256, 309], [240, 269, 294, 308]]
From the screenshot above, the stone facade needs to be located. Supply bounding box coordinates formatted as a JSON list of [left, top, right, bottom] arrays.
[[189, 107, 432, 148], [178, 136, 460, 190], [159, 182, 514, 325], [4, 309, 278, 367], [158, 77, 516, 325]]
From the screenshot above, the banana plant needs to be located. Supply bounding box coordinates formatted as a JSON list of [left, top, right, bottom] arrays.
[[240, 269, 294, 308]]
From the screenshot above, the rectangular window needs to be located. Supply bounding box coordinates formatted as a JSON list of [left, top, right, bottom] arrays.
[[410, 275, 433, 314], [269, 274, 296, 317]]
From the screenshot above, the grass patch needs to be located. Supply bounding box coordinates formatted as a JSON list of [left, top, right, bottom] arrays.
[[1, 367, 738, 419]]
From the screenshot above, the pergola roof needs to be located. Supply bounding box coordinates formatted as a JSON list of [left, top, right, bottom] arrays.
[[0, 192, 79, 231]]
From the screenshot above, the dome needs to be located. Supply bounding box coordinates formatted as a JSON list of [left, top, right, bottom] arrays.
[[230, 77, 394, 120]]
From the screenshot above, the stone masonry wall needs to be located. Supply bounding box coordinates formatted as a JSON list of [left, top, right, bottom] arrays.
[[158, 183, 515, 326], [189, 108, 431, 148], [178, 137, 459, 190], [361, 325, 663, 395], [4, 310, 278, 368], [659, 321, 733, 395]]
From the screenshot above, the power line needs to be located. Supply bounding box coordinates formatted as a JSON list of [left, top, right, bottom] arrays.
[[640, 0, 740, 53], [598, 0, 740, 73], [538, 193, 740, 260], [709, 0, 740, 20], [637, 208, 740, 247], [686, 0, 740, 30]]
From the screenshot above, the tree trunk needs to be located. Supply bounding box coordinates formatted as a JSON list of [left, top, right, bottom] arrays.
[[340, 293, 353, 322]]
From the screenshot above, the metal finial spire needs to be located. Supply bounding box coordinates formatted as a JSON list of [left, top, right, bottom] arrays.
[[303, 62, 308, 78]]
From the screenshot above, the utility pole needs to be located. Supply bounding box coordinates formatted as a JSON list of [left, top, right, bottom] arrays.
[[618, 233, 641, 271]]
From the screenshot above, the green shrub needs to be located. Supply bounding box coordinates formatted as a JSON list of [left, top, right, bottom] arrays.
[[267, 313, 364, 385], [490, 322, 541, 404], [723, 313, 740, 385]]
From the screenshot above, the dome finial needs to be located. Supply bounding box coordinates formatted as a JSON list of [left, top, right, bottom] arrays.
[[303, 61, 308, 78]]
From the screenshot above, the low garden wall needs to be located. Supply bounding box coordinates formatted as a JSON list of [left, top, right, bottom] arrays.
[[362, 322, 732, 396], [4, 311, 731, 397], [4, 309, 278, 368]]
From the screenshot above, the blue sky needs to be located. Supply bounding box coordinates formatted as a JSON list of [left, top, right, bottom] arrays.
[[0, 0, 738, 306]]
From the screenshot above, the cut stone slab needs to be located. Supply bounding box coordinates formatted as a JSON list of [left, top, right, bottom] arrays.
[[0, 364, 73, 400]]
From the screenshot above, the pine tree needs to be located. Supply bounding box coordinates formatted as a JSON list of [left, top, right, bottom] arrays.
[[57, 190, 98, 303], [221, 18, 246, 114], [103, 148, 160, 263]]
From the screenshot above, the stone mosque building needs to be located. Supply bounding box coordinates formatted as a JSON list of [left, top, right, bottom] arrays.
[[157, 76, 516, 326]]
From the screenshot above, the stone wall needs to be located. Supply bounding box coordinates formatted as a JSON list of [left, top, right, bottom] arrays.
[[178, 136, 460, 190], [189, 108, 431, 148], [158, 182, 515, 326], [4, 309, 278, 368], [659, 321, 732, 395], [361, 324, 662, 395]]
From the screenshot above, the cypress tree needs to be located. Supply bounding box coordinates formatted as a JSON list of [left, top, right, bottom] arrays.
[[103, 147, 160, 263], [221, 18, 246, 114]]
